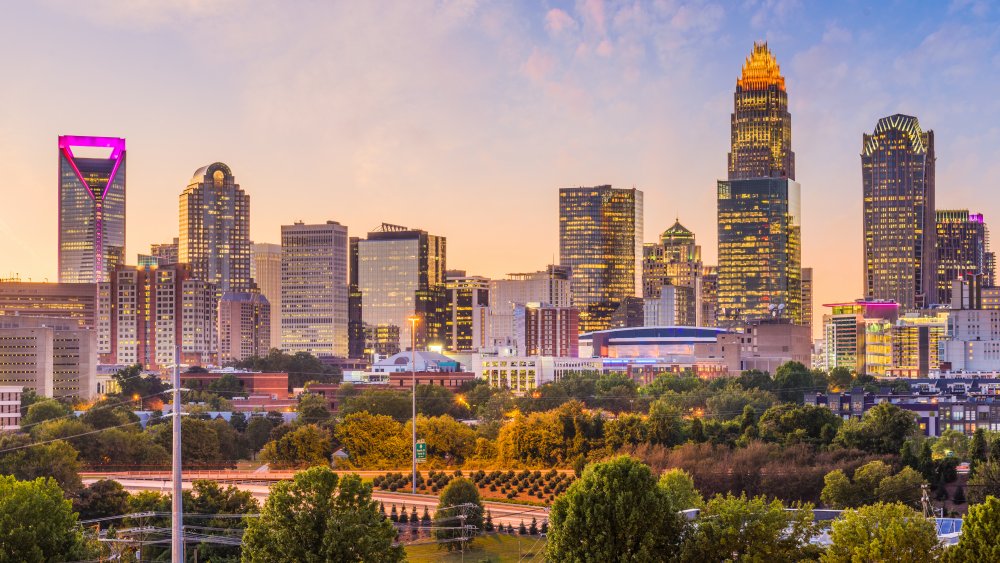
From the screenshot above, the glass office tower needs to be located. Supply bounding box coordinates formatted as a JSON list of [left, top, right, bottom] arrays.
[[717, 177, 802, 325], [559, 185, 643, 333], [862, 114, 936, 310], [179, 162, 252, 296], [351, 224, 447, 354], [936, 210, 993, 305], [281, 221, 349, 357], [58, 136, 126, 283]]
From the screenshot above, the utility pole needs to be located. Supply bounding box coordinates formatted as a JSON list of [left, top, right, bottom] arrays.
[[409, 315, 419, 494], [171, 345, 184, 562]]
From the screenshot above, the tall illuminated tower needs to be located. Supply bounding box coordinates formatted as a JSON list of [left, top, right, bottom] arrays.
[[936, 210, 993, 304], [58, 136, 126, 283], [862, 115, 936, 310], [559, 185, 643, 333], [179, 162, 252, 295], [717, 44, 802, 326], [728, 42, 794, 181]]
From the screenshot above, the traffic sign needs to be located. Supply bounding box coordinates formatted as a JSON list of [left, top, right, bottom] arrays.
[[416, 440, 427, 463]]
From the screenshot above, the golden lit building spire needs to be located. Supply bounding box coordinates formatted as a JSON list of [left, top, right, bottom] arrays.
[[737, 42, 786, 92]]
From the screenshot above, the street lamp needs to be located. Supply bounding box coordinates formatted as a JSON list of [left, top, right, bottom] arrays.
[[407, 314, 421, 494]]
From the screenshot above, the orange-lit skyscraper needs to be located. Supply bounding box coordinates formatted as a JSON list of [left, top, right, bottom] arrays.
[[728, 43, 794, 181], [717, 43, 802, 327], [862, 115, 936, 310]]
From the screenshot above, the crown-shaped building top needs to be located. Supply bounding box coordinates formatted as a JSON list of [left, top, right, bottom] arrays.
[[737, 42, 785, 92]]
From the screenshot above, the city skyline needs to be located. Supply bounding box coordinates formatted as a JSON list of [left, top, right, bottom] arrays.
[[3, 3, 1000, 334]]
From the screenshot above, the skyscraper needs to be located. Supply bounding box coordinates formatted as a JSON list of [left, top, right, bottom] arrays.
[[488, 266, 572, 350], [179, 162, 252, 295], [802, 267, 814, 333], [642, 220, 703, 326], [445, 273, 490, 352], [862, 114, 936, 310], [936, 210, 993, 305], [58, 136, 126, 283], [350, 223, 447, 355], [728, 43, 794, 181], [559, 185, 643, 333], [218, 292, 270, 363], [717, 44, 802, 326], [281, 221, 349, 357], [252, 242, 282, 348]]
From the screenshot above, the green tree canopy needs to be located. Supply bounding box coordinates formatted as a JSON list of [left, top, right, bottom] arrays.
[[242, 467, 402, 562], [433, 477, 484, 550], [297, 392, 332, 424], [0, 433, 83, 493], [757, 403, 842, 446], [233, 349, 341, 390], [681, 494, 817, 562], [21, 398, 69, 427], [73, 479, 130, 526], [658, 468, 703, 510], [833, 402, 918, 454], [334, 412, 409, 468], [407, 414, 476, 463], [947, 495, 1000, 561], [0, 475, 93, 562], [822, 502, 940, 563], [546, 456, 685, 562], [259, 424, 333, 469], [246, 415, 276, 454], [340, 389, 412, 421], [967, 460, 1000, 504]]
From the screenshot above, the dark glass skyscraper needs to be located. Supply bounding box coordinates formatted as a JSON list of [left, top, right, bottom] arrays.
[[862, 114, 936, 310], [717, 44, 802, 326], [936, 210, 994, 304], [559, 185, 643, 333], [728, 42, 794, 181], [58, 136, 126, 283]]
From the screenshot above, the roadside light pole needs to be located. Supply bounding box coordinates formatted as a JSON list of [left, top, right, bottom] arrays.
[[408, 315, 420, 494], [171, 346, 183, 562]]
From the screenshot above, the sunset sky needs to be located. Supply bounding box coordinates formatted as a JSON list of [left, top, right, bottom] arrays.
[[2, 1, 1000, 333]]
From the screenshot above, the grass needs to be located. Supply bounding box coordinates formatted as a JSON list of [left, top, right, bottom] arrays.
[[405, 533, 547, 562]]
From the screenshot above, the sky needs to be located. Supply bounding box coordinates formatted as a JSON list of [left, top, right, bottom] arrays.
[[2, 0, 1000, 336]]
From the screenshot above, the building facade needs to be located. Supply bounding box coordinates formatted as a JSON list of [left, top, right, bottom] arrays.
[[350, 224, 447, 356], [0, 386, 20, 431], [218, 292, 271, 363], [58, 136, 127, 284], [0, 282, 99, 329], [717, 177, 802, 325], [862, 114, 936, 310], [99, 264, 217, 370], [936, 210, 993, 305], [642, 220, 702, 326], [280, 221, 349, 357], [252, 242, 282, 349], [728, 43, 794, 181], [802, 267, 814, 334], [0, 317, 96, 399], [513, 303, 579, 357], [488, 266, 571, 350], [446, 274, 490, 352], [559, 185, 643, 333], [179, 162, 253, 296]]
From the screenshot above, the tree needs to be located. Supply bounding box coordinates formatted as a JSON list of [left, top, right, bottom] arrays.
[[415, 384, 457, 417], [434, 478, 484, 550], [80, 402, 139, 430], [151, 417, 226, 467], [246, 415, 275, 454], [822, 502, 940, 563], [820, 461, 922, 509], [828, 367, 854, 391], [0, 433, 83, 493], [646, 400, 685, 446], [683, 494, 818, 562], [833, 402, 918, 454], [334, 412, 409, 468], [259, 424, 333, 469], [0, 475, 93, 562], [874, 467, 926, 508], [21, 399, 69, 427], [409, 414, 476, 463], [546, 456, 684, 562], [74, 479, 130, 526], [340, 389, 412, 421], [112, 364, 167, 401], [233, 349, 340, 389], [297, 393, 331, 424], [932, 429, 969, 460], [659, 468, 703, 510], [970, 428, 988, 470], [242, 467, 402, 562], [183, 480, 259, 561], [604, 413, 648, 450], [230, 410, 248, 433], [208, 373, 245, 395], [758, 403, 842, 446], [947, 495, 1000, 561], [967, 461, 1000, 504], [772, 361, 824, 403]]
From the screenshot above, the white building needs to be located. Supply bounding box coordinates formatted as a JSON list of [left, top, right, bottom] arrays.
[[0, 317, 96, 399], [488, 266, 571, 350], [474, 354, 602, 394]]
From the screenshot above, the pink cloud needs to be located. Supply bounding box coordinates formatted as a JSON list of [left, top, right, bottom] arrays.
[[521, 48, 556, 82], [545, 8, 577, 33]]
